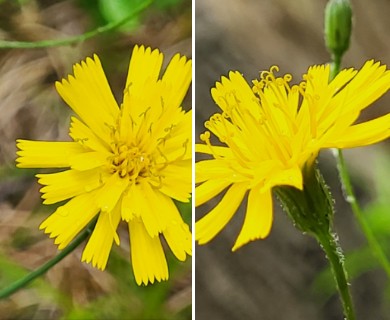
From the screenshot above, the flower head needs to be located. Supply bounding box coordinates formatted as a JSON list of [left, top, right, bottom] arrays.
[[16, 45, 192, 285], [196, 60, 390, 251]]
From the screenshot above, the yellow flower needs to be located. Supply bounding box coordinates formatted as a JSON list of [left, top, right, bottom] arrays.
[[196, 60, 390, 251], [16, 45, 192, 285]]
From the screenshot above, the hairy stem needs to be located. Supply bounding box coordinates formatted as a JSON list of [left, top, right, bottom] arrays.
[[316, 229, 356, 320]]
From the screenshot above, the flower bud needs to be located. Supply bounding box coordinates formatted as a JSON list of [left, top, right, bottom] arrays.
[[324, 0, 352, 58]]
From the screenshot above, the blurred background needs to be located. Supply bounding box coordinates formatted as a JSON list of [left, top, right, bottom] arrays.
[[0, 0, 191, 319], [195, 0, 390, 319]]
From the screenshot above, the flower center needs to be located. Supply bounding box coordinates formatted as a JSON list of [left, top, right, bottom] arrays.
[[110, 143, 152, 180]]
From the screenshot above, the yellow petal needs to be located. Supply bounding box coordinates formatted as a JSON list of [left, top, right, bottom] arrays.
[[37, 169, 104, 204], [264, 166, 303, 190], [341, 61, 390, 115], [125, 182, 160, 237], [123, 46, 163, 121], [232, 187, 273, 251], [195, 179, 231, 207], [121, 182, 143, 221], [211, 71, 259, 116], [161, 53, 192, 112], [129, 218, 168, 286], [81, 204, 121, 270], [196, 183, 247, 245], [56, 55, 119, 142], [118, 101, 134, 145], [16, 140, 86, 168], [325, 113, 390, 148], [162, 204, 192, 261], [158, 161, 192, 202], [69, 151, 109, 171], [195, 143, 232, 157], [195, 159, 240, 184], [69, 116, 110, 153], [140, 183, 180, 237], [40, 191, 99, 249], [125, 45, 163, 99], [156, 114, 192, 161], [160, 179, 191, 202], [162, 161, 192, 184], [143, 95, 191, 157], [96, 173, 129, 213]]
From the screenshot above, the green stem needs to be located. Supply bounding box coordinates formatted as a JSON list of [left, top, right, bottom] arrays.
[[330, 54, 341, 80], [0, 0, 152, 49], [336, 150, 390, 277], [0, 220, 95, 299], [316, 229, 356, 320]]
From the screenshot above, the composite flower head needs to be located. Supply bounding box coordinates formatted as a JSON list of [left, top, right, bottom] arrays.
[[196, 60, 390, 251], [16, 45, 192, 285]]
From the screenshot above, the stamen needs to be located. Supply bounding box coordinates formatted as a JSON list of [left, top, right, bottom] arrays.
[[108, 126, 156, 183], [200, 131, 223, 160], [199, 131, 211, 142], [156, 147, 169, 168], [284, 74, 292, 82], [160, 97, 165, 112], [182, 139, 189, 158], [260, 70, 271, 81], [270, 65, 280, 74], [205, 114, 232, 143], [222, 111, 230, 119], [252, 79, 265, 95], [303, 73, 314, 81], [130, 115, 136, 129], [123, 82, 133, 96], [157, 136, 167, 146], [164, 124, 176, 132], [139, 106, 151, 119]]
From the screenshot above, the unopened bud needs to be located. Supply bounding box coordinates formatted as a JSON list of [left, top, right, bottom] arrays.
[[324, 0, 352, 58]]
